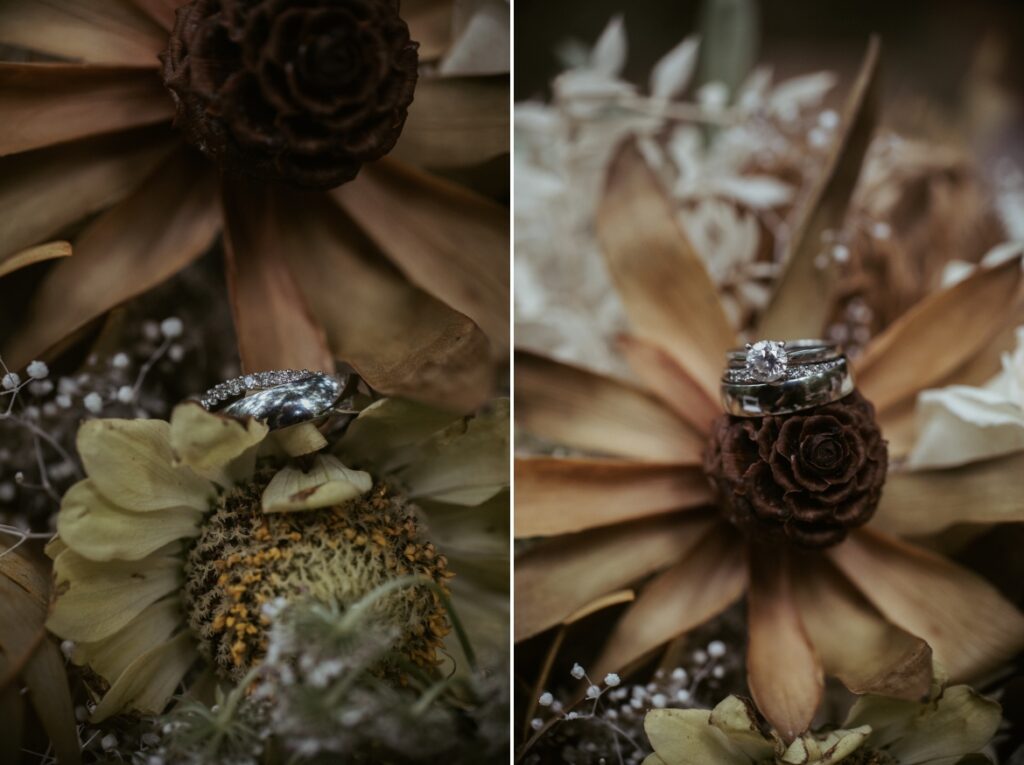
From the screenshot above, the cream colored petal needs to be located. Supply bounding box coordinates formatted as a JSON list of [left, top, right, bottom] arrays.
[[793, 556, 932, 700], [594, 525, 746, 675], [757, 38, 879, 339], [856, 252, 1024, 415], [46, 546, 182, 643], [169, 401, 269, 483], [829, 529, 1024, 681], [617, 334, 721, 436], [847, 685, 1000, 763], [0, 0, 167, 67], [515, 457, 712, 537], [515, 513, 716, 641], [270, 423, 329, 458], [516, 350, 705, 463], [262, 455, 372, 513], [0, 63, 172, 156], [336, 397, 461, 473], [0, 241, 71, 279], [872, 452, 1024, 537], [644, 709, 750, 765], [595, 140, 737, 401], [77, 418, 214, 512], [0, 126, 174, 264], [707, 696, 776, 760], [72, 597, 181, 684], [780, 728, 870, 765], [91, 631, 197, 722], [747, 548, 823, 743], [398, 400, 508, 505], [57, 480, 201, 562]]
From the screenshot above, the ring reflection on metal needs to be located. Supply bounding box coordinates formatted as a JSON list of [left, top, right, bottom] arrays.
[[201, 370, 344, 430], [721, 356, 855, 417]]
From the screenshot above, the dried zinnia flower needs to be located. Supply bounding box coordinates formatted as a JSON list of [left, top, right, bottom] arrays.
[[643, 683, 1000, 765], [161, 0, 419, 188], [47, 397, 508, 720], [0, 0, 509, 411], [705, 392, 887, 548]]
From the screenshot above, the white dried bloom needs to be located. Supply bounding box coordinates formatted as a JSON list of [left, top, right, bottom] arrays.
[[538, 692, 554, 707], [2, 372, 19, 390], [570, 663, 586, 680], [160, 317, 184, 339], [83, 392, 103, 414], [586, 685, 601, 699], [604, 673, 621, 687], [26, 360, 49, 379], [116, 385, 135, 404]]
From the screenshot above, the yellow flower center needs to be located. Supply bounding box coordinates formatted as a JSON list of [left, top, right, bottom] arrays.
[[182, 469, 452, 682]]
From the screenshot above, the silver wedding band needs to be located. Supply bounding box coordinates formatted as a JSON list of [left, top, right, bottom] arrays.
[[721, 340, 854, 417], [199, 370, 346, 430]]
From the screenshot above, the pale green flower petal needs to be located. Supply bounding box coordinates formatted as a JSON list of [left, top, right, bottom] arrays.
[[57, 480, 201, 561], [262, 455, 372, 513], [91, 631, 198, 722], [850, 685, 1000, 764], [708, 696, 777, 759], [420, 492, 509, 590], [447, 572, 508, 674], [398, 400, 508, 505], [169, 402, 268, 484], [46, 546, 182, 643], [642, 756, 669, 765], [645, 708, 751, 765], [337, 397, 462, 472], [780, 727, 869, 764], [72, 598, 182, 684], [77, 418, 214, 512], [270, 422, 329, 457]]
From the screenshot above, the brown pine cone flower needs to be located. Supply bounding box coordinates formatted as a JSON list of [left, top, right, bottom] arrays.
[[161, 0, 419, 188], [705, 392, 888, 549]]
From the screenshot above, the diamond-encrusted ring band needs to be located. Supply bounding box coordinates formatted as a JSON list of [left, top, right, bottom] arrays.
[[199, 370, 345, 430], [725, 339, 840, 378], [720, 341, 854, 417]]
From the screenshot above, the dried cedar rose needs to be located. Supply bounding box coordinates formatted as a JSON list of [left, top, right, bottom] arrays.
[[704, 391, 888, 549], [160, 0, 419, 188]]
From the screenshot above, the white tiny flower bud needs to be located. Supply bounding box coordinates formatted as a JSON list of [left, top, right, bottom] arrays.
[[143, 321, 161, 340], [112, 352, 131, 369], [26, 360, 49, 379], [538, 692, 554, 707], [168, 344, 185, 362], [160, 317, 184, 339], [530, 718, 543, 731], [0, 483, 15, 502], [566, 711, 579, 720], [712, 665, 726, 679], [55, 393, 72, 409], [818, 109, 839, 129], [83, 392, 103, 414], [74, 706, 88, 722], [22, 406, 39, 420], [28, 380, 53, 396], [101, 734, 118, 751], [116, 385, 135, 403], [60, 640, 75, 659], [675, 689, 692, 703], [671, 667, 688, 683], [570, 662, 585, 679], [586, 685, 601, 699], [651, 693, 668, 708], [872, 221, 892, 240], [604, 673, 621, 687], [1, 372, 19, 390], [707, 640, 727, 658], [693, 649, 708, 664]]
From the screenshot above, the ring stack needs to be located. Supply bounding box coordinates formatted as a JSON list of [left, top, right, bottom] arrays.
[[199, 370, 345, 430], [721, 340, 853, 417]]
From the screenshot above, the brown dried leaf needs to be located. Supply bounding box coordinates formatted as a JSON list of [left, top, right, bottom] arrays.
[[757, 37, 880, 339], [596, 139, 737, 400], [0, 241, 71, 279], [515, 350, 705, 463], [515, 457, 713, 537]]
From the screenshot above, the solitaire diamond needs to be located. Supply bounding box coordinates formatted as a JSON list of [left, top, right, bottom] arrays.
[[745, 340, 789, 383]]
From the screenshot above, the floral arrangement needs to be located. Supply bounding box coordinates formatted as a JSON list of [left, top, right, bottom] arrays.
[[0, 1, 510, 763], [515, 13, 1024, 765]]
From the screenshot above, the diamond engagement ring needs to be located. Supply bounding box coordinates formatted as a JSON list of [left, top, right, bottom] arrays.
[[721, 340, 854, 417], [199, 370, 347, 430]]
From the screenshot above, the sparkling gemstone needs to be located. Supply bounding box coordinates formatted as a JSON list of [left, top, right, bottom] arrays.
[[745, 340, 789, 383]]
